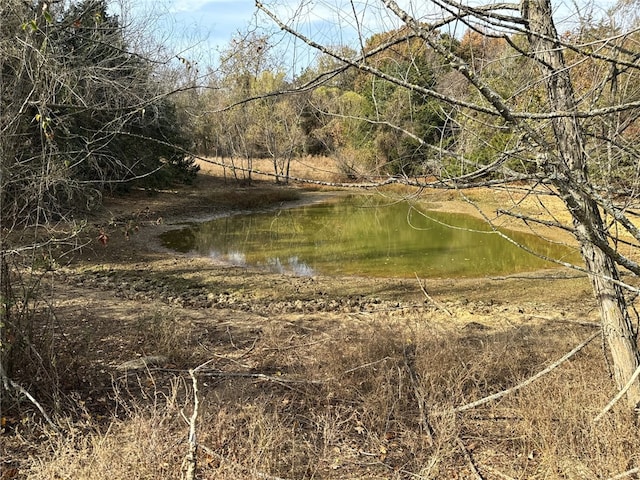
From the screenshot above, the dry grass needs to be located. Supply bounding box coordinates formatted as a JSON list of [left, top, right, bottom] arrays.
[[10, 308, 638, 480], [197, 156, 345, 187]]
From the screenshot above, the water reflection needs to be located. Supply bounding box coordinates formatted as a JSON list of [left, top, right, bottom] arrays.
[[263, 256, 315, 276], [160, 194, 579, 278]]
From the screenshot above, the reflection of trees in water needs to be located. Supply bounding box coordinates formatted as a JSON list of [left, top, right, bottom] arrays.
[[263, 256, 314, 276]]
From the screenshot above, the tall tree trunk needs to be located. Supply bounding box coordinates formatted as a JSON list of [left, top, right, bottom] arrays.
[[525, 0, 640, 409]]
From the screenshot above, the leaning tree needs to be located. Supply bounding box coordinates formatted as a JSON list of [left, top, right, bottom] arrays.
[[255, 0, 640, 410]]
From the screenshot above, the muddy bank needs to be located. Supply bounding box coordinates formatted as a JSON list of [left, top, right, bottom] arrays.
[[67, 169, 596, 325]]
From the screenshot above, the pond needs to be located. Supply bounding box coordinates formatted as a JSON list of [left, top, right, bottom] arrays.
[[160, 194, 579, 278]]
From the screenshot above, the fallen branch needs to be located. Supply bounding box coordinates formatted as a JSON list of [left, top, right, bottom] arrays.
[[594, 363, 640, 422], [181, 359, 214, 480], [0, 364, 59, 433], [414, 273, 452, 316], [456, 437, 485, 480], [198, 369, 325, 385], [453, 331, 599, 413], [606, 467, 640, 480]]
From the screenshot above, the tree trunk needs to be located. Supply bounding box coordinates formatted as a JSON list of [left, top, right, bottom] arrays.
[[525, 0, 640, 409]]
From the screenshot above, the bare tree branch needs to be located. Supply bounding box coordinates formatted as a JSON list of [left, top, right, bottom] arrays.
[[453, 331, 599, 413], [594, 363, 640, 422]]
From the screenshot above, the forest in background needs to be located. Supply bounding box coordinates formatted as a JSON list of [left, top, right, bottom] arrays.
[[2, 0, 639, 214], [182, 13, 640, 188]]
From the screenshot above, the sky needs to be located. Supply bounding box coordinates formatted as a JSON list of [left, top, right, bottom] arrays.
[[123, 0, 621, 71], [167, 0, 259, 52], [126, 0, 443, 70], [124, 0, 260, 64], [120, 1, 335, 74]]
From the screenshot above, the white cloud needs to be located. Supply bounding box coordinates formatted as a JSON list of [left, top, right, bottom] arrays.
[[169, 0, 234, 13]]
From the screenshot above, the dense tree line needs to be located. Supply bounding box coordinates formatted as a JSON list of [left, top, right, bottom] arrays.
[[189, 13, 639, 193], [190, 29, 459, 179]]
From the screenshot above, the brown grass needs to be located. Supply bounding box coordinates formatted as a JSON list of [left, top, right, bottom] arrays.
[[12, 310, 638, 480]]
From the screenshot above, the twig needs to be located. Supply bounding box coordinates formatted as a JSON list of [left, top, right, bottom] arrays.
[[452, 331, 599, 413], [181, 368, 200, 480], [526, 314, 600, 328], [606, 467, 640, 480], [456, 437, 485, 480], [341, 357, 393, 375], [0, 364, 59, 433], [414, 273, 452, 316], [594, 363, 640, 422], [403, 344, 434, 443], [181, 359, 214, 480], [198, 369, 325, 385], [226, 326, 237, 349]]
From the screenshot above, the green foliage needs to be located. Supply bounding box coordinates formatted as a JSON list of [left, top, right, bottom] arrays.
[[291, 32, 455, 177], [467, 131, 511, 166], [356, 52, 448, 174], [191, 26, 459, 179]]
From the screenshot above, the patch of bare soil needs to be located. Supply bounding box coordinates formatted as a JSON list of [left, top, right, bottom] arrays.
[[6, 161, 635, 480]]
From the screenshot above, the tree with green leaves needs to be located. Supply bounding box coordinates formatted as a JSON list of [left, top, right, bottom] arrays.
[[356, 28, 454, 175]]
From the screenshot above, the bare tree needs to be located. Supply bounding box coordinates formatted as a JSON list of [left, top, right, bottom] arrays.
[[255, 0, 640, 410], [208, 32, 280, 183], [250, 71, 306, 183]]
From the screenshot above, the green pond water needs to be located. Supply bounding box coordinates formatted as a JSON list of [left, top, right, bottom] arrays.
[[160, 194, 579, 278]]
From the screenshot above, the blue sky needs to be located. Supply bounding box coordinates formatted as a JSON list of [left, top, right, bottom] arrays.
[[124, 0, 389, 73], [124, 0, 620, 70], [128, 0, 449, 70], [124, 0, 336, 72], [123, 0, 260, 65], [169, 0, 259, 50]]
